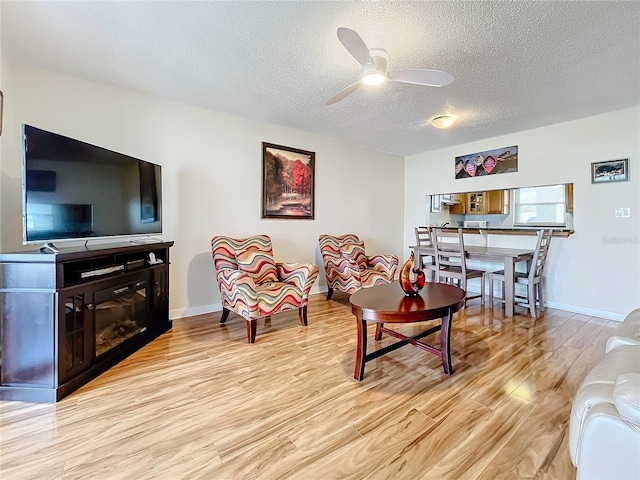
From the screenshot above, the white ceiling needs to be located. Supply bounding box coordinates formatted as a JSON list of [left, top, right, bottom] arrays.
[[2, 1, 639, 156]]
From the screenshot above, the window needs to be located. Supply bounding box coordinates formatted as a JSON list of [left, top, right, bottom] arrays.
[[514, 185, 566, 226]]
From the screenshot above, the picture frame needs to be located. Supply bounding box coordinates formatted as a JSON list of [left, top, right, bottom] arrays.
[[591, 158, 629, 184], [262, 142, 315, 219], [0, 90, 3, 136], [455, 145, 518, 179]]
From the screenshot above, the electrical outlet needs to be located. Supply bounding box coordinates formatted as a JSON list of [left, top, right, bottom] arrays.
[[614, 207, 631, 218]]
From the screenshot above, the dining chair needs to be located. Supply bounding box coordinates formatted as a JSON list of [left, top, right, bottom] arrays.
[[431, 227, 485, 305], [488, 229, 553, 318], [414, 226, 438, 281]]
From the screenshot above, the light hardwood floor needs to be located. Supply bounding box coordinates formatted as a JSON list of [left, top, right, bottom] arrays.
[[0, 293, 615, 479]]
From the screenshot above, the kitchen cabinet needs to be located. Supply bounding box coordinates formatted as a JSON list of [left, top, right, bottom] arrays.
[[466, 192, 485, 214], [486, 190, 510, 214], [464, 190, 509, 215], [449, 194, 466, 214]]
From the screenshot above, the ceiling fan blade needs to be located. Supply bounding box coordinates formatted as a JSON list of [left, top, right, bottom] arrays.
[[337, 27, 373, 66], [326, 81, 361, 105], [387, 69, 455, 87]]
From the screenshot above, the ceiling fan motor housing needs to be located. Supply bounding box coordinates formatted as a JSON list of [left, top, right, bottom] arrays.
[[362, 48, 388, 79]]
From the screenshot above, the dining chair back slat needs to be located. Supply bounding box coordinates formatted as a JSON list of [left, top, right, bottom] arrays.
[[432, 228, 485, 305]]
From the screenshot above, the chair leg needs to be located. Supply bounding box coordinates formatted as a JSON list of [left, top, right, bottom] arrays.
[[298, 306, 308, 326], [326, 287, 334, 301], [538, 283, 545, 313], [489, 276, 494, 308], [461, 278, 467, 307], [220, 307, 230, 324], [480, 274, 485, 305], [246, 319, 257, 344], [528, 284, 537, 318]]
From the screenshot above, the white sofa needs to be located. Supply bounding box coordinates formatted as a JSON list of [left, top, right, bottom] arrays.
[[569, 308, 640, 480]]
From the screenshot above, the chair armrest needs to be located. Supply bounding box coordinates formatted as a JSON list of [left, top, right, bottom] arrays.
[[366, 254, 399, 278], [217, 269, 259, 318], [277, 262, 320, 296], [324, 257, 362, 282]]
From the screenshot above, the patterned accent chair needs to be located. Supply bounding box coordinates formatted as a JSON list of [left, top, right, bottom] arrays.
[[211, 235, 319, 343], [318, 234, 399, 300]]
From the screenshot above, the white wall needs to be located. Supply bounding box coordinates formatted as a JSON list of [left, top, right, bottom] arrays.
[[2, 62, 637, 321], [0, 64, 405, 318], [405, 108, 640, 320]]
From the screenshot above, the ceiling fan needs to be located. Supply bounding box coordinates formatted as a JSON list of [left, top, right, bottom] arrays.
[[326, 27, 455, 105]]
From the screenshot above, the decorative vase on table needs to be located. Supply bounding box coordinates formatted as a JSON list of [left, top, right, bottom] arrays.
[[399, 252, 425, 296]]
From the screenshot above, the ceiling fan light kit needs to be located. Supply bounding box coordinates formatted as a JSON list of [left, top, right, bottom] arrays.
[[327, 27, 455, 105], [362, 72, 386, 86], [430, 115, 455, 129]]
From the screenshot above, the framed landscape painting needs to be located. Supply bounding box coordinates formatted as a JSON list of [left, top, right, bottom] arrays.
[[262, 142, 315, 219], [591, 158, 628, 183]]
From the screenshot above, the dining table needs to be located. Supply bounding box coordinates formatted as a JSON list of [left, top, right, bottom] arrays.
[[410, 244, 536, 317]]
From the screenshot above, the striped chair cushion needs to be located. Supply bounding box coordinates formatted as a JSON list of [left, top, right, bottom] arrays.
[[235, 248, 279, 284], [340, 242, 367, 270]]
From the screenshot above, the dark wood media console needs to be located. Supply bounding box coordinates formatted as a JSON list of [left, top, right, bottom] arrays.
[[0, 241, 174, 402]]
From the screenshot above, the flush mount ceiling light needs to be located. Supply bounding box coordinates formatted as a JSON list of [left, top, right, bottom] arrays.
[[430, 115, 455, 129]]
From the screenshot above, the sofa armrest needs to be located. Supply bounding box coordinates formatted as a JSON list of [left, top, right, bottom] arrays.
[[576, 402, 640, 480], [614, 373, 640, 425], [277, 262, 320, 297], [606, 310, 640, 352]]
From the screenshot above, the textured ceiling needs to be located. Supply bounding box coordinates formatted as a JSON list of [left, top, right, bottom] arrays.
[[2, 1, 639, 156]]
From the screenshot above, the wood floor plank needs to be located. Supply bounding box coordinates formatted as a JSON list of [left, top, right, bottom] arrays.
[[0, 292, 615, 479], [475, 391, 571, 479], [420, 396, 535, 480]]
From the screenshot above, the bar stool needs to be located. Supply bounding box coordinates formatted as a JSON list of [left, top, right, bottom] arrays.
[[489, 229, 552, 318]]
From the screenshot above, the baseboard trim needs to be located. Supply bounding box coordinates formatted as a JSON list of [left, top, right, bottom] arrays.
[[170, 303, 222, 320], [170, 286, 327, 320], [466, 282, 626, 322], [170, 285, 626, 323], [543, 301, 626, 322]]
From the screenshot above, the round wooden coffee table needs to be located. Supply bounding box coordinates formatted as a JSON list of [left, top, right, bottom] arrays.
[[349, 282, 466, 381]]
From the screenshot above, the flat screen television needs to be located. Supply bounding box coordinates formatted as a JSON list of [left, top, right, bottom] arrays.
[[22, 124, 163, 244]]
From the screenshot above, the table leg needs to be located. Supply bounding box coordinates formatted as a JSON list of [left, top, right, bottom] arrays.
[[440, 309, 454, 375], [354, 315, 367, 381], [504, 257, 516, 317], [374, 323, 383, 341]]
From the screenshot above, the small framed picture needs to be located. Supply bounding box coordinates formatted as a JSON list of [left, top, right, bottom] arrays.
[[591, 158, 629, 184]]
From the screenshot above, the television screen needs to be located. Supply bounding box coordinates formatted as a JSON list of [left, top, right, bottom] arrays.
[[22, 124, 162, 244]]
